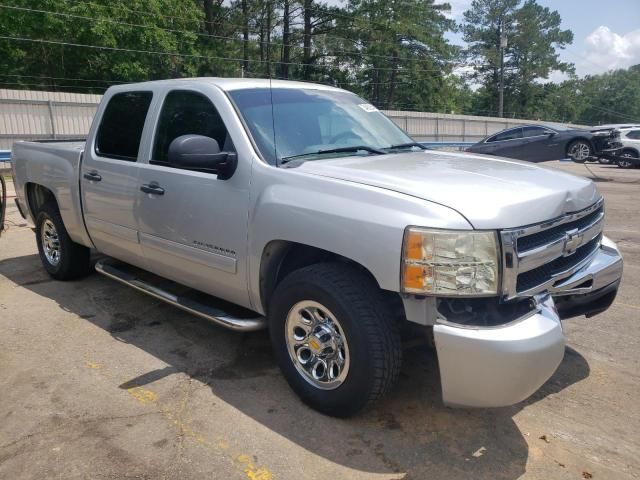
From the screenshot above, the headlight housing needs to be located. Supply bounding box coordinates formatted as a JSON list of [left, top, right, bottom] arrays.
[[401, 227, 500, 296]]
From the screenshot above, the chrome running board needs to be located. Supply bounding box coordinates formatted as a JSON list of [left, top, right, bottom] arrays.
[[95, 259, 266, 332]]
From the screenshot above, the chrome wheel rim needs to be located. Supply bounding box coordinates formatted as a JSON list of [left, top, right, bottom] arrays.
[[285, 300, 350, 390], [570, 143, 590, 161], [41, 219, 60, 266]]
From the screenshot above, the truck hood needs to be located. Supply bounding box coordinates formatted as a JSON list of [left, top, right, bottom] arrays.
[[295, 150, 600, 229]]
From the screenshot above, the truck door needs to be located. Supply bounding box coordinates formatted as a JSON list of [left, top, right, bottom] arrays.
[[81, 90, 153, 267], [136, 87, 252, 308]]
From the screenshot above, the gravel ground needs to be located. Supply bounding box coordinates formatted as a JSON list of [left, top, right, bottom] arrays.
[[0, 160, 638, 480]]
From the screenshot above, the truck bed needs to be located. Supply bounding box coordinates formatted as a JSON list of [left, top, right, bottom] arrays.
[[11, 139, 92, 248]]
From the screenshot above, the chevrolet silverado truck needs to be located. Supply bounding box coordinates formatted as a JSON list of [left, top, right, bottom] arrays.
[[6, 78, 623, 416]]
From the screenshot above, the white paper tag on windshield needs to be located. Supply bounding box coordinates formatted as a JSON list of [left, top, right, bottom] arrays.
[[358, 103, 378, 113]]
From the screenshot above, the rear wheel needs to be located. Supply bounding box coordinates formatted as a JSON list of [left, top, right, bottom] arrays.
[[268, 263, 402, 416], [567, 140, 592, 163], [35, 202, 91, 280], [617, 150, 639, 169]]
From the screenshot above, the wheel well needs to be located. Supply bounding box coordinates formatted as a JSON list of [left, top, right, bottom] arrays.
[[259, 241, 385, 313], [26, 183, 56, 220], [565, 137, 593, 156], [621, 147, 640, 157]]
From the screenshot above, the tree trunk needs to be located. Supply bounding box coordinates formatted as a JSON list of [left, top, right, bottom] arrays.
[[265, 0, 272, 77], [280, 0, 290, 78], [303, 0, 312, 80], [387, 50, 399, 109], [203, 0, 215, 35], [242, 0, 249, 75]]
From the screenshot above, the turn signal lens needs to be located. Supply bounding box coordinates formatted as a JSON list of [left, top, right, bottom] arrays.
[[401, 228, 499, 296]]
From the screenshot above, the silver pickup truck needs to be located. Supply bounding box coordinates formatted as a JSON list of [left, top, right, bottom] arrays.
[[7, 78, 623, 416]]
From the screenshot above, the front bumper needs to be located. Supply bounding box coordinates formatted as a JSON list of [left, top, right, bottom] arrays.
[[433, 236, 623, 407], [596, 145, 623, 161]]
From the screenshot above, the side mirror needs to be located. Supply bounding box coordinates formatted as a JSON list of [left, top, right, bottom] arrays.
[[167, 134, 237, 180]]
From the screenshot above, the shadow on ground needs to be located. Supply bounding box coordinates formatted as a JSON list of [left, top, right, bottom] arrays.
[[0, 253, 591, 479]]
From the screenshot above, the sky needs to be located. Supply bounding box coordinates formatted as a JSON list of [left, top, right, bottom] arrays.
[[445, 0, 640, 81]]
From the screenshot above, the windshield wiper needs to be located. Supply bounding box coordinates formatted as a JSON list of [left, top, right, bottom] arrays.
[[280, 145, 386, 164], [385, 142, 427, 150]]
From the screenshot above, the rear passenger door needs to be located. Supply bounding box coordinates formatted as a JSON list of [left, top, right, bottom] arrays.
[[136, 87, 252, 308], [81, 90, 152, 267]]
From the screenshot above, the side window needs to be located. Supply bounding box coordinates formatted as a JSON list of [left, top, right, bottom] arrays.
[[152, 90, 233, 164], [522, 126, 548, 137], [95, 91, 153, 161], [627, 130, 640, 140], [492, 128, 523, 142]]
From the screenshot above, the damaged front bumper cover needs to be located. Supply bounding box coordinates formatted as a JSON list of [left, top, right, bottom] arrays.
[[433, 235, 623, 408]]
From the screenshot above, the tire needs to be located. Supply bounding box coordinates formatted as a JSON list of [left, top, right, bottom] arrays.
[[567, 140, 592, 163], [617, 149, 639, 169], [268, 263, 402, 417], [35, 202, 91, 280]]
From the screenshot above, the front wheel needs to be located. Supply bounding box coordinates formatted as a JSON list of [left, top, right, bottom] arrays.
[[268, 263, 402, 416], [617, 150, 639, 169], [567, 140, 592, 163]]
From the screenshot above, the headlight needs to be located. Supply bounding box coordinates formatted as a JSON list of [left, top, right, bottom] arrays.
[[401, 227, 500, 296]]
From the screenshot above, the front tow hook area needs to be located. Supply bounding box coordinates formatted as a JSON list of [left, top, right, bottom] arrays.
[[434, 296, 565, 408]]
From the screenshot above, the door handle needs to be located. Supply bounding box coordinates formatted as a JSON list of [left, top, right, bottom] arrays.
[[140, 183, 165, 195], [83, 171, 102, 182]]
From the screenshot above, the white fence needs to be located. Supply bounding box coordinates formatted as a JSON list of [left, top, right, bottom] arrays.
[[384, 110, 584, 142], [0, 89, 100, 150], [0, 88, 585, 150]]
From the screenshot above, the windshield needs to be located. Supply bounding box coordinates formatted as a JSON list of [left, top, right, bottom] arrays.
[[229, 87, 415, 165]]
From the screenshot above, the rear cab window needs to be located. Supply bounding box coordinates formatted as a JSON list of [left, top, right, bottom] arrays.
[[95, 91, 153, 161]]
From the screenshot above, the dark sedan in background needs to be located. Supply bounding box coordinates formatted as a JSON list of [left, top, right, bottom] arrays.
[[467, 124, 622, 163]]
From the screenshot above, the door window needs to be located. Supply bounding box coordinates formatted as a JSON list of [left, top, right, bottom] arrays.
[[152, 90, 233, 165], [486, 128, 523, 142], [626, 130, 640, 140], [95, 91, 153, 161], [522, 126, 550, 137]]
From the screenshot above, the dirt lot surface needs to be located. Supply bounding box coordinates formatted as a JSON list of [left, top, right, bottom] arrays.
[[1, 161, 639, 480]]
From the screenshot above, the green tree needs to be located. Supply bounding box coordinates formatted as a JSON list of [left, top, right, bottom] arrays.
[[461, 0, 574, 118], [0, 0, 204, 91]]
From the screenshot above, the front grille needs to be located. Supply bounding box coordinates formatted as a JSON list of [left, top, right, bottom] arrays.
[[517, 205, 603, 252], [516, 234, 602, 292], [501, 200, 605, 299]]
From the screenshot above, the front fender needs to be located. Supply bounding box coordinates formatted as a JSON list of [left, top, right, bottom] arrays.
[[247, 166, 472, 314]]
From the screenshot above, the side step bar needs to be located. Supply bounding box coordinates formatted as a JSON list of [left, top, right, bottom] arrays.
[[95, 259, 267, 332]]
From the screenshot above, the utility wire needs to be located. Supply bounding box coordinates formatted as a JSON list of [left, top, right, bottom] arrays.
[[0, 73, 124, 84], [60, 0, 448, 45], [0, 4, 456, 68], [0, 35, 450, 74]]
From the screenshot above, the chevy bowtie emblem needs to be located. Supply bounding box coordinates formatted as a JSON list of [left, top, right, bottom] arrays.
[[562, 229, 583, 256]]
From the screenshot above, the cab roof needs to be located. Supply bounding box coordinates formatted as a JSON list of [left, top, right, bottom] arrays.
[[107, 77, 345, 93]]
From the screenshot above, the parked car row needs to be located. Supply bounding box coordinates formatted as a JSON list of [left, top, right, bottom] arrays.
[[467, 124, 624, 164]]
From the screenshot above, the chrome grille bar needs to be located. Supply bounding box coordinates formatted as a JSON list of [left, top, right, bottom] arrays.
[[500, 199, 604, 300]]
